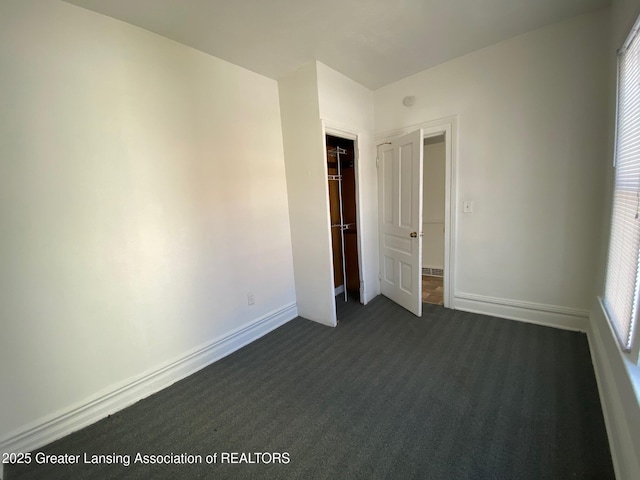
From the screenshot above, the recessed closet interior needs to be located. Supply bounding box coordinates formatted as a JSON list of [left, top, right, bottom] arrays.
[[326, 135, 360, 306]]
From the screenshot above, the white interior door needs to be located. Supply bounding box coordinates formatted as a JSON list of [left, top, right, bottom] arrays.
[[378, 129, 423, 316]]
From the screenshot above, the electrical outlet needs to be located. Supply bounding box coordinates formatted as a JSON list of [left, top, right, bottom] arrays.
[[247, 292, 255, 305]]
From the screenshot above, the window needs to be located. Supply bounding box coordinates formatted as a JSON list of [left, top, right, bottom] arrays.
[[603, 15, 640, 354]]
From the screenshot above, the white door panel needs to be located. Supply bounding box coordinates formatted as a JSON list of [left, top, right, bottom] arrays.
[[378, 130, 423, 316]]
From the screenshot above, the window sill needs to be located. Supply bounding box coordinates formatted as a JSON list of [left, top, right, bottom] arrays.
[[597, 296, 640, 399]]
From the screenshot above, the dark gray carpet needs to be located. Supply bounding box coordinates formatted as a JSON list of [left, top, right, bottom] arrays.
[[5, 296, 614, 479]]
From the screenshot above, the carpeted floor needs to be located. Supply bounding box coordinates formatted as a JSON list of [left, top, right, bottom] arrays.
[[6, 296, 614, 479]]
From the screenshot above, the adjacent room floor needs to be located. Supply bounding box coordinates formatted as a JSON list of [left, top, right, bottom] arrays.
[[422, 275, 444, 305]]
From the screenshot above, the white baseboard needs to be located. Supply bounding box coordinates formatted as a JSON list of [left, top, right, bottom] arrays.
[[587, 299, 640, 480], [588, 316, 624, 480], [0, 303, 298, 464], [454, 292, 589, 332], [422, 264, 444, 270]]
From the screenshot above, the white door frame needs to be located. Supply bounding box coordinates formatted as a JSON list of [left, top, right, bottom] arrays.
[[322, 122, 365, 310], [376, 116, 457, 308]]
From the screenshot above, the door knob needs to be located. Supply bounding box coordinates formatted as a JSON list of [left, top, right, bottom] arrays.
[[410, 232, 417, 238]]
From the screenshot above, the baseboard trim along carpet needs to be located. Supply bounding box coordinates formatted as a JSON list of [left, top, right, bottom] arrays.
[[0, 303, 298, 462], [587, 299, 640, 480], [3, 295, 614, 479], [454, 292, 589, 332]]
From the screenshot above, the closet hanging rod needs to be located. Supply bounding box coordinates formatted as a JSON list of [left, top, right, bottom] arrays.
[[327, 147, 348, 155], [330, 223, 356, 230]]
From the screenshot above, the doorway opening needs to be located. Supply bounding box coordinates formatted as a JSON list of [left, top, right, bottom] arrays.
[[422, 133, 446, 306], [326, 134, 361, 315], [377, 116, 456, 315]]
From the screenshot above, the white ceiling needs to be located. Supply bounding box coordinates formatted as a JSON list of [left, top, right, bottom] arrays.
[[63, 0, 610, 89]]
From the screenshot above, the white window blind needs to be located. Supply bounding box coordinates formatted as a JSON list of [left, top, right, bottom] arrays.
[[604, 17, 640, 353]]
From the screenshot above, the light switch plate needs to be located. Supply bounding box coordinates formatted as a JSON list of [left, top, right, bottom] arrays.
[[463, 201, 474, 213]]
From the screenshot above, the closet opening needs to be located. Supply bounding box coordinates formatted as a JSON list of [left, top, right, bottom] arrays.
[[326, 134, 361, 313]]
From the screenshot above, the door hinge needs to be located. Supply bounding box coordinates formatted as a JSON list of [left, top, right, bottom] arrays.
[[376, 157, 379, 168]]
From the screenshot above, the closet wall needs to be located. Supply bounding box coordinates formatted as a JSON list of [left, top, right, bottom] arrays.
[[326, 135, 360, 303], [278, 61, 376, 326], [279, 63, 337, 326]]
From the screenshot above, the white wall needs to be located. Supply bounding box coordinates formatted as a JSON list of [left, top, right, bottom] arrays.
[[0, 0, 296, 450], [278, 63, 336, 326], [423, 141, 446, 270], [375, 10, 610, 321], [277, 61, 378, 324], [587, 1, 640, 479], [316, 62, 379, 303]]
